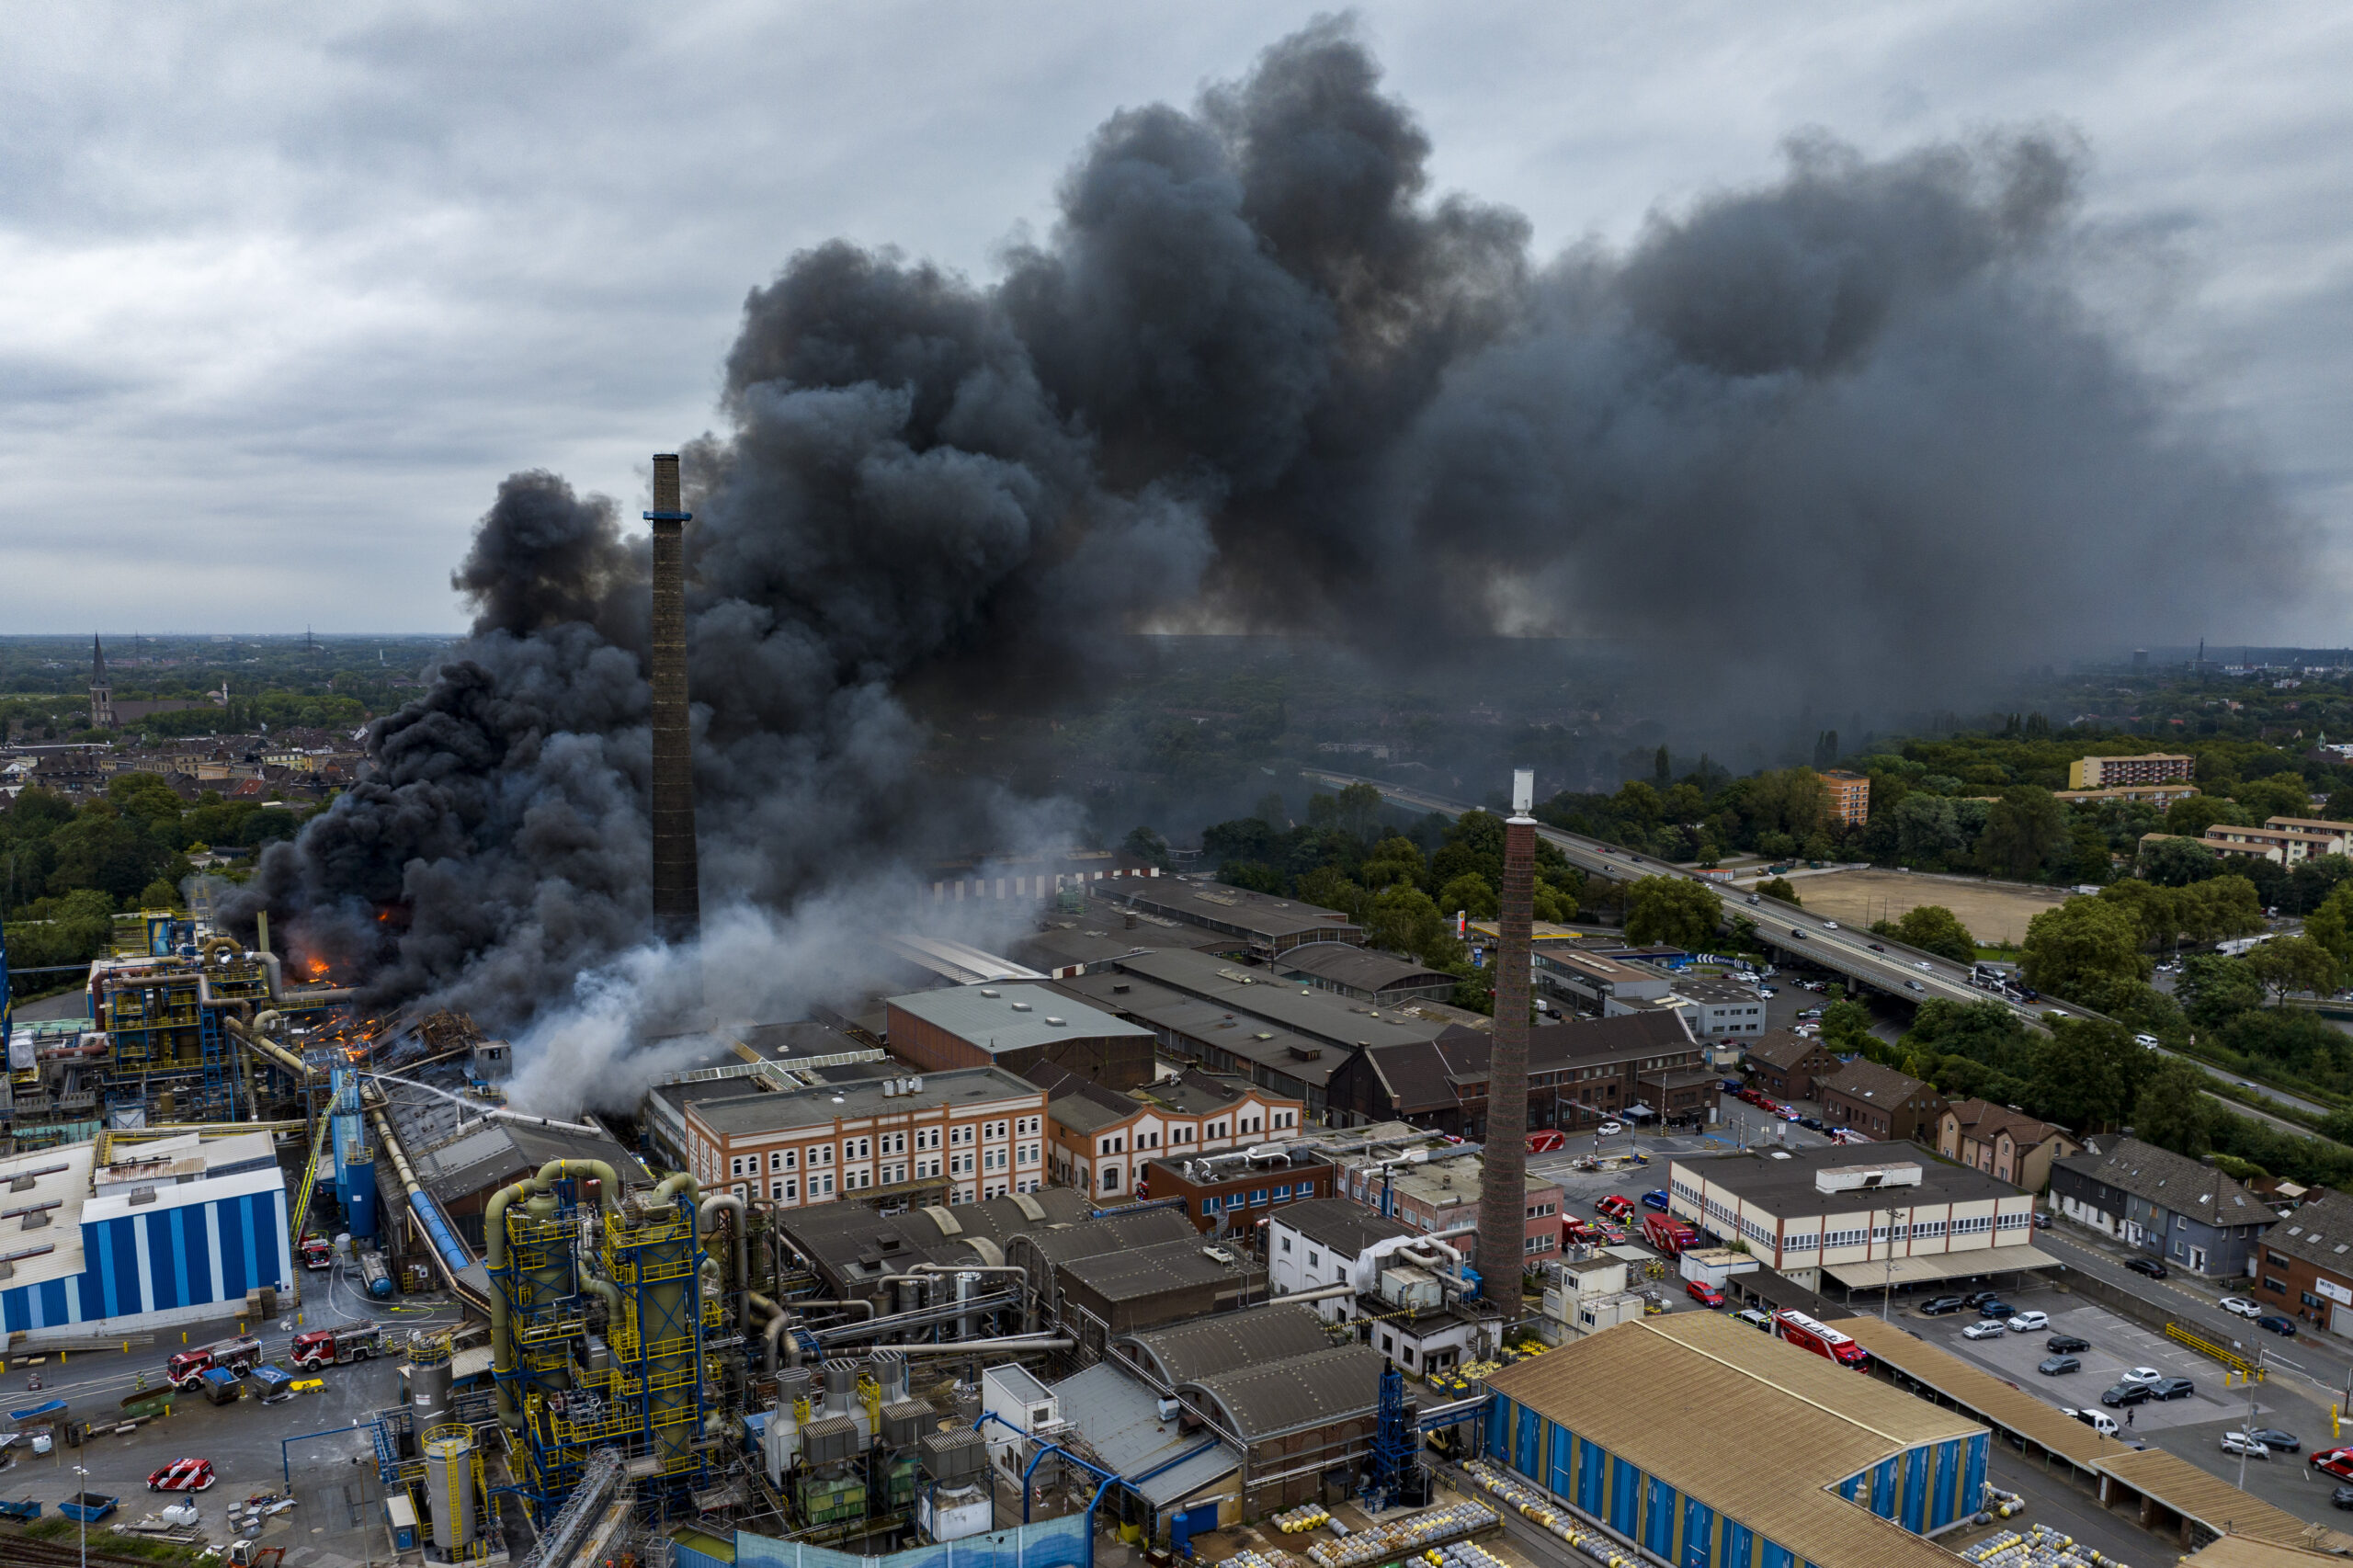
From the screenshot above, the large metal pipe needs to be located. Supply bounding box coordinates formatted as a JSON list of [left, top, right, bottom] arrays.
[[645, 451, 700, 943], [222, 1009, 311, 1080], [760, 1298, 874, 1378], [698, 1193, 750, 1337], [366, 1103, 474, 1297], [889, 1336, 1072, 1356], [913, 1262, 1033, 1334], [485, 1157, 621, 1428]]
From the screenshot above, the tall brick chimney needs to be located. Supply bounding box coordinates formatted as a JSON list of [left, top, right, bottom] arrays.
[[1475, 767, 1537, 1316], [645, 454, 699, 943]]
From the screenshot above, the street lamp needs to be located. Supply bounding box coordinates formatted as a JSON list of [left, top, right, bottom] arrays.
[[72, 1462, 87, 1568]]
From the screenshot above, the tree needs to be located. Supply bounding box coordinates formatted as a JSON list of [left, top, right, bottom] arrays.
[[2175, 954, 2267, 1030], [1756, 877, 1800, 906], [2303, 881, 2353, 971], [2158, 796, 2241, 841], [1530, 875, 1574, 925], [1888, 904, 1977, 964], [1436, 871, 1498, 921], [1295, 868, 1368, 923], [2133, 1060, 2213, 1158], [1358, 836, 1426, 891], [136, 877, 181, 911], [1364, 884, 1460, 967], [1746, 769, 1828, 842], [1336, 782, 1384, 841], [1220, 860, 1281, 894], [1120, 825, 1172, 871], [2138, 835, 2220, 887], [2176, 876, 2265, 943], [1255, 790, 1288, 826], [1978, 786, 2068, 880], [2029, 1017, 2147, 1134], [45, 808, 174, 904], [1623, 876, 1722, 949], [2233, 775, 2311, 820], [2019, 897, 2149, 1007], [1820, 998, 1873, 1051], [2243, 934, 2340, 1003], [1893, 793, 1964, 865]]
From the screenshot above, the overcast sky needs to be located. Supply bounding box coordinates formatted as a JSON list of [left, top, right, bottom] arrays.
[[3, 2, 2347, 639]]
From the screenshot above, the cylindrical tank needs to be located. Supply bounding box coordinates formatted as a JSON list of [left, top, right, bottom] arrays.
[[872, 1349, 907, 1405], [894, 1276, 926, 1324], [824, 1359, 857, 1417], [779, 1367, 813, 1408], [422, 1426, 475, 1551], [411, 1355, 452, 1425], [955, 1270, 977, 1341], [358, 1250, 393, 1300]]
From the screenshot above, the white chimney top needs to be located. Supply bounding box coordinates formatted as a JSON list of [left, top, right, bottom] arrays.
[[1512, 768, 1534, 814]]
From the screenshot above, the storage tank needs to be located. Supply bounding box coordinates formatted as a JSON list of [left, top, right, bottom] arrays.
[[358, 1250, 393, 1300], [409, 1336, 453, 1426], [343, 1146, 379, 1243], [422, 1425, 475, 1551]]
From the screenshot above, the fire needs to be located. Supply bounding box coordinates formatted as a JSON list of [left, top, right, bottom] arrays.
[[306, 959, 330, 979]]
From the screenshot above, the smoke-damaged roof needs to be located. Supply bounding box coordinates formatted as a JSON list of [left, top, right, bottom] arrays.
[[885, 984, 1153, 1056], [388, 1091, 650, 1211]]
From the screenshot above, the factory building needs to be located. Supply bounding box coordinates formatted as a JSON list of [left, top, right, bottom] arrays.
[[1482, 1314, 1989, 1568], [885, 987, 1156, 1092], [1144, 1145, 1336, 1234], [1051, 1233, 1262, 1350], [0, 1130, 289, 1340], [683, 1065, 1048, 1210], [1324, 1012, 1704, 1135], [774, 1186, 1099, 1304], [1090, 880, 1363, 955]]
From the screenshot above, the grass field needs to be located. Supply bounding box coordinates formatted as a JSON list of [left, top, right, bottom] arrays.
[[1789, 868, 2072, 946]]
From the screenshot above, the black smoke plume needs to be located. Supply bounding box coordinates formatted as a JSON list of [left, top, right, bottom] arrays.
[[233, 17, 2299, 1027]]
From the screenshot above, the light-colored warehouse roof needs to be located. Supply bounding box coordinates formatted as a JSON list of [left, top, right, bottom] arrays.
[[886, 984, 1153, 1055], [1051, 1362, 1239, 1508], [1828, 1316, 2119, 1469], [2093, 1448, 2353, 1552], [1484, 1314, 1975, 1568]]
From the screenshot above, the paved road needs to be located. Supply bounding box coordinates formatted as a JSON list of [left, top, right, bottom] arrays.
[[1307, 768, 2330, 1138]]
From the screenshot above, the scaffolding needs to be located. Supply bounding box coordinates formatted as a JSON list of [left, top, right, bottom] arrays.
[[495, 1181, 718, 1528]]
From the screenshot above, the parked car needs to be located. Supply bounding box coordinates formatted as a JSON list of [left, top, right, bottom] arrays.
[[2032, 1211, 2052, 1230], [1921, 1297, 1967, 1316], [2120, 1367, 2165, 1386], [2066, 1408, 2120, 1437], [2249, 1427, 2302, 1453], [2332, 1483, 2353, 1510], [2220, 1297, 2263, 1319], [2036, 1355, 2081, 1376], [1734, 1308, 1771, 1330], [2007, 1311, 2051, 1333], [148, 1459, 216, 1493], [2151, 1377, 2196, 1401], [2100, 1383, 2153, 1408], [1964, 1291, 2004, 1308], [2258, 1315, 2298, 1337], [2046, 1335, 2089, 1355], [1641, 1190, 1671, 1212], [1962, 1321, 2006, 1341], [1686, 1279, 1726, 1308], [2221, 1432, 2272, 1460], [1596, 1120, 1624, 1137], [1799, 1115, 1824, 1131], [1977, 1300, 2014, 1319], [1597, 1194, 1634, 1219], [2124, 1257, 2169, 1279]]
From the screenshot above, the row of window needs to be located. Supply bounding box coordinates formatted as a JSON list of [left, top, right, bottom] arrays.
[[1202, 1183, 1302, 1214], [1087, 1108, 1295, 1158]]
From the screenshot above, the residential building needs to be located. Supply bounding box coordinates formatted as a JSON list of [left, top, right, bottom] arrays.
[[1744, 1028, 1841, 1101], [1819, 769, 1871, 827], [1031, 1064, 1302, 1199], [884, 983, 1156, 1090], [1665, 1143, 2042, 1293], [1666, 976, 1768, 1041], [1091, 879, 1363, 955], [1143, 1146, 1336, 1234], [2249, 1189, 2353, 1335], [1816, 1062, 1948, 1143], [2189, 822, 2350, 866], [2049, 1136, 2273, 1279], [1483, 1315, 1988, 1568], [2069, 753, 2195, 790], [1936, 1100, 2079, 1194], [1278, 944, 1455, 1006], [682, 1065, 1047, 1209], [2052, 784, 2200, 809], [1324, 1012, 1706, 1134]]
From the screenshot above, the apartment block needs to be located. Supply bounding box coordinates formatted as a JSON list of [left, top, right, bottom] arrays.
[[1032, 1064, 1302, 1199], [1818, 769, 1871, 827], [2069, 753, 2194, 790]]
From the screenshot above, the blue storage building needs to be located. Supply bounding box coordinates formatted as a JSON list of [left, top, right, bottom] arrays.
[[0, 1131, 290, 1340], [1482, 1314, 1988, 1568]]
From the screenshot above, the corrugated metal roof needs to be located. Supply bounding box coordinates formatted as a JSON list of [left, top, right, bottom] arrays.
[[886, 984, 1152, 1055], [1118, 1303, 1334, 1390], [2094, 1448, 2353, 1551], [1829, 1316, 2118, 1470], [2180, 1535, 2349, 1566], [1059, 1236, 1249, 1303], [1483, 1315, 1974, 1568], [1188, 1344, 1385, 1440], [1271, 1197, 1415, 1256], [1050, 1362, 1238, 1507]]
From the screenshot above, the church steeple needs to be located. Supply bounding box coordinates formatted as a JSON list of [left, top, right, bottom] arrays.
[[88, 634, 114, 729]]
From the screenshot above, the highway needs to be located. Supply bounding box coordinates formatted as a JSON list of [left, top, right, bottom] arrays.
[[1304, 768, 2325, 1137]]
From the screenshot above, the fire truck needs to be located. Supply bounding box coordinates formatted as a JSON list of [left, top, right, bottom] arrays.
[[290, 1322, 382, 1369], [165, 1335, 263, 1392], [1771, 1310, 1870, 1369], [299, 1234, 333, 1271], [1641, 1213, 1698, 1256]]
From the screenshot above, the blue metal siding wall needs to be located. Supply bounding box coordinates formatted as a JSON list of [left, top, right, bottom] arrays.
[[0, 1187, 286, 1335], [1963, 1433, 1988, 1517], [1643, 1476, 1677, 1557], [1900, 1446, 1929, 1532], [1680, 1498, 1713, 1568]]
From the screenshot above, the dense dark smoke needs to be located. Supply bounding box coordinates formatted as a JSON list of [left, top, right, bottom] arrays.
[[232, 16, 2299, 1028]]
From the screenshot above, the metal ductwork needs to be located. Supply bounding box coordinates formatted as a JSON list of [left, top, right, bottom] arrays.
[[645, 451, 699, 944]]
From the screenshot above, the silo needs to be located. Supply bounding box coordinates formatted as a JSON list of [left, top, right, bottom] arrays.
[[410, 1334, 453, 1426], [422, 1425, 476, 1551]]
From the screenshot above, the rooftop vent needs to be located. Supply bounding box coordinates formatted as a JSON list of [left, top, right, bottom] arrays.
[[1010, 1002, 1032, 1013], [980, 988, 1000, 997], [1044, 1017, 1067, 1027]]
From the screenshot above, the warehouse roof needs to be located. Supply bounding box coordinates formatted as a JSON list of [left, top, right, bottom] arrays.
[[1049, 969, 1357, 1089], [1485, 1314, 1974, 1568], [1187, 1343, 1387, 1439], [1093, 880, 1363, 944], [688, 1065, 1042, 1137], [1269, 1197, 1415, 1256], [1672, 1142, 2019, 1217], [775, 1187, 1097, 1290], [1050, 1363, 1239, 1508], [392, 1096, 649, 1210], [1117, 1302, 1333, 1389], [1827, 1316, 2119, 1470], [886, 985, 1153, 1055], [1058, 1235, 1253, 1303], [1110, 949, 1447, 1051], [1278, 945, 1452, 994], [2094, 1446, 2353, 1551], [2256, 1189, 2353, 1276], [2057, 1136, 2272, 1230], [1358, 1014, 1698, 1113], [1015, 1205, 1198, 1267]]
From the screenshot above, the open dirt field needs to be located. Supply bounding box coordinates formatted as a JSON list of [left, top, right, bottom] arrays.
[[1788, 867, 2071, 945]]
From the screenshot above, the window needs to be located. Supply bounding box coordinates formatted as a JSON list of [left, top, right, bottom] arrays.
[[916, 1128, 941, 1151], [771, 1150, 796, 1172], [1274, 1184, 1292, 1200], [1203, 1197, 1222, 1215], [2174, 1240, 2188, 1260], [1280, 1235, 1292, 1254], [1307, 1251, 1321, 1269], [2268, 1251, 2291, 1268], [811, 1144, 834, 1166], [1250, 1188, 1268, 1206], [847, 1137, 871, 1161], [951, 1125, 974, 1146], [879, 1132, 905, 1155], [774, 1177, 797, 1201], [814, 1174, 834, 1197], [1101, 1168, 1120, 1192]]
